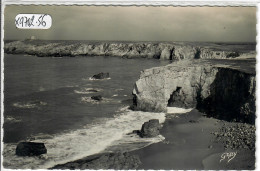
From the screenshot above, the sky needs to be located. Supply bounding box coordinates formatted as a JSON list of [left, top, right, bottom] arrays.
[[4, 6, 256, 42]]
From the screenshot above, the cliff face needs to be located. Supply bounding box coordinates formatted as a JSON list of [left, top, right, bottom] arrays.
[[197, 68, 256, 123], [132, 60, 256, 124], [4, 40, 251, 60]]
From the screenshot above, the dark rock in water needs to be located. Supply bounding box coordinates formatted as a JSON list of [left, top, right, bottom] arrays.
[[132, 130, 141, 134], [51, 152, 141, 170], [92, 72, 110, 79], [91, 95, 103, 101], [126, 130, 140, 136], [16, 142, 47, 156], [132, 130, 141, 135], [140, 119, 161, 138]]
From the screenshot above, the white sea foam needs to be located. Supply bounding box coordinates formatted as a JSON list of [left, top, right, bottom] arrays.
[[80, 96, 113, 104], [115, 88, 124, 91], [26, 133, 54, 141], [112, 94, 118, 97], [88, 77, 111, 81], [13, 102, 37, 109], [39, 86, 45, 91], [116, 106, 130, 112], [65, 85, 79, 88], [3, 106, 165, 169], [167, 107, 193, 114], [13, 101, 47, 109], [74, 88, 102, 94], [104, 134, 165, 153], [5, 116, 22, 123]]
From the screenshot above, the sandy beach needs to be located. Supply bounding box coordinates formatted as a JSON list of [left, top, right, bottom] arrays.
[[132, 109, 255, 170]]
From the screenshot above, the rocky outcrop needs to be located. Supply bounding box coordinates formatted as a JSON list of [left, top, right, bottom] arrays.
[[16, 142, 47, 156], [140, 119, 161, 138], [160, 47, 173, 60], [199, 48, 240, 59], [92, 72, 110, 79], [4, 40, 252, 60], [91, 95, 103, 101], [132, 59, 256, 124], [51, 152, 141, 170], [172, 45, 198, 60]]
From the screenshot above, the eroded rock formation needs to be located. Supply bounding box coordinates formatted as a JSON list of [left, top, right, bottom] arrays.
[[132, 60, 256, 124], [4, 40, 252, 60]]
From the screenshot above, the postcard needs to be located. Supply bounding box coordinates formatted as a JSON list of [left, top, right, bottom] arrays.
[[1, 2, 257, 170]]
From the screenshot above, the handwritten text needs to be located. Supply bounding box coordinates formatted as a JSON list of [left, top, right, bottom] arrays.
[[15, 14, 52, 29]]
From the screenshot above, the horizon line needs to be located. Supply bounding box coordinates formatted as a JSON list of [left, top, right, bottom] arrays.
[[4, 39, 257, 44]]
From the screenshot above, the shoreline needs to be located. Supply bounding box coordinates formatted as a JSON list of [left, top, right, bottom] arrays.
[[51, 109, 255, 170]]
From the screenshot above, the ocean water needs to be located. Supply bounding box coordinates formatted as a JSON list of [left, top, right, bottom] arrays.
[[3, 54, 170, 169]]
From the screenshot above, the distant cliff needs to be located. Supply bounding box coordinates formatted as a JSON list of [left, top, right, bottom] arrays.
[[4, 40, 255, 60], [132, 59, 256, 124]]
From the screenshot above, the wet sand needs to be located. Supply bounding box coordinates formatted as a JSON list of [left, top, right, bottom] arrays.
[[131, 109, 255, 170]]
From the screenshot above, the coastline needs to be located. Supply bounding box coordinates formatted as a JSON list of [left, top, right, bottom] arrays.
[[4, 40, 255, 60], [51, 109, 255, 170]]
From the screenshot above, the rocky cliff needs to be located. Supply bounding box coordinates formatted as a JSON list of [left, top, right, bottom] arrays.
[[4, 40, 254, 60], [132, 59, 256, 124]]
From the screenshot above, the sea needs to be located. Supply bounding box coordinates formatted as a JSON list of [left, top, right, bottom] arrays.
[[3, 54, 171, 169]]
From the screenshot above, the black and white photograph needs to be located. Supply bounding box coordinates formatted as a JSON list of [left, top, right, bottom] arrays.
[[1, 4, 257, 170]]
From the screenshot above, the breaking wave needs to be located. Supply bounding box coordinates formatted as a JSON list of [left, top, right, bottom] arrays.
[[167, 107, 193, 114], [80, 96, 114, 104], [3, 106, 165, 169]]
